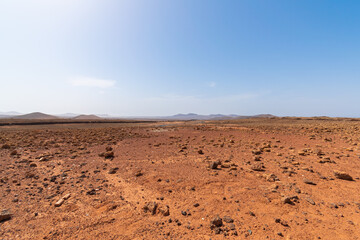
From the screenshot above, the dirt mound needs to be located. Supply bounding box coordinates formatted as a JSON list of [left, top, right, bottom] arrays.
[[13, 112, 58, 120], [73, 114, 102, 120]]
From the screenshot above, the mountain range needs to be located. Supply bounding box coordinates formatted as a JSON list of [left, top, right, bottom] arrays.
[[0, 112, 276, 120]]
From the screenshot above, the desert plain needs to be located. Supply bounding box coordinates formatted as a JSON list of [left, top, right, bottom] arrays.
[[0, 118, 360, 239]]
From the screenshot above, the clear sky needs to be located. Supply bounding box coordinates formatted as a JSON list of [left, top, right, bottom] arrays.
[[1, 0, 360, 117]]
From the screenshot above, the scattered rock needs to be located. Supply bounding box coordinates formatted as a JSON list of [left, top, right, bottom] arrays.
[[158, 205, 170, 216], [0, 209, 12, 222], [282, 195, 299, 205], [143, 202, 158, 215], [275, 218, 289, 227], [86, 189, 96, 195], [223, 216, 234, 223], [54, 198, 65, 207], [55, 193, 71, 207], [303, 179, 316, 185], [264, 173, 279, 182], [209, 161, 220, 169], [29, 163, 37, 167], [334, 170, 353, 181], [251, 163, 265, 171], [108, 167, 118, 174], [135, 170, 143, 177], [305, 197, 315, 205], [104, 151, 114, 159], [210, 215, 223, 229], [10, 150, 18, 156]]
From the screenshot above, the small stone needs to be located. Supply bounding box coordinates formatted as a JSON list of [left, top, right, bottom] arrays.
[[108, 167, 118, 174], [251, 163, 264, 171], [135, 170, 143, 177], [282, 195, 298, 204], [209, 161, 219, 169], [86, 189, 96, 195], [305, 197, 315, 205], [158, 205, 170, 216], [104, 151, 114, 159], [298, 151, 306, 156], [265, 173, 279, 182], [0, 209, 12, 222], [223, 216, 234, 223], [210, 215, 223, 229], [143, 202, 158, 215], [303, 179, 316, 185], [54, 198, 65, 207], [254, 156, 262, 161], [334, 170, 353, 181], [214, 227, 222, 234], [63, 193, 71, 200], [10, 150, 17, 156]]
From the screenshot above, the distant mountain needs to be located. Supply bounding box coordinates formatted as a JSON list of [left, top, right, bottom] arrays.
[[157, 113, 277, 120], [55, 113, 79, 118], [73, 114, 102, 120], [13, 112, 59, 120], [231, 114, 276, 120]]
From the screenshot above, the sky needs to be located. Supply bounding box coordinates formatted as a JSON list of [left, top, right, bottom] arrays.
[[1, 0, 360, 117]]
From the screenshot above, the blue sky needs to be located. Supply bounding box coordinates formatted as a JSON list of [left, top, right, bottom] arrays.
[[1, 0, 360, 116]]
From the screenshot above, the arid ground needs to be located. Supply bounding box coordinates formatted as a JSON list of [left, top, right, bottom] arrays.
[[1, 118, 360, 239]]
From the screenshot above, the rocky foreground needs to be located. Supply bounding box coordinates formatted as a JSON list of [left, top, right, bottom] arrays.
[[0, 119, 360, 239]]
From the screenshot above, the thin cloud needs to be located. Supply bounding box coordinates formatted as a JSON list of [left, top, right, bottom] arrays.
[[69, 77, 116, 88]]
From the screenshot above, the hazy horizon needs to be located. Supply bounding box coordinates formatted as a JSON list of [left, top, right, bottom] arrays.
[[1, 1, 360, 117]]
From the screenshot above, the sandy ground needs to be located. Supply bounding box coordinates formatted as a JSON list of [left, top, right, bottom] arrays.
[[0, 119, 360, 239]]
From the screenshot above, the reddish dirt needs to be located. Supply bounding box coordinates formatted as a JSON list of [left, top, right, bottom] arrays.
[[0, 119, 360, 239]]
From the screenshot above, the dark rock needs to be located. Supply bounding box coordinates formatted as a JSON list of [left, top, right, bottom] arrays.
[[209, 161, 219, 169], [143, 202, 158, 215], [86, 189, 96, 195], [135, 170, 143, 177], [334, 171, 354, 181], [282, 195, 298, 204], [303, 179, 316, 185], [0, 209, 12, 222], [104, 151, 114, 159], [108, 168, 118, 174], [210, 215, 223, 229]]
